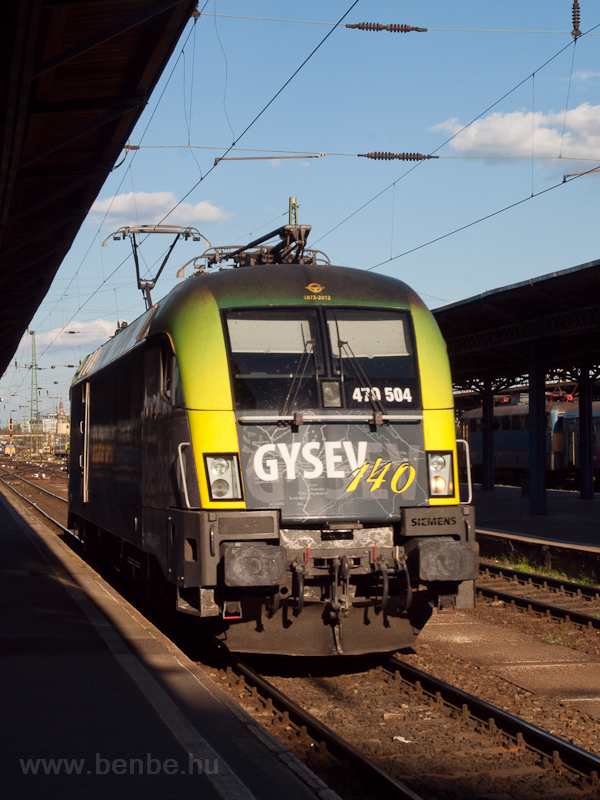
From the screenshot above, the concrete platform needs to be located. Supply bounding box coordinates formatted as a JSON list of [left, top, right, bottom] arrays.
[[0, 490, 335, 800], [469, 484, 600, 550], [421, 611, 600, 720]]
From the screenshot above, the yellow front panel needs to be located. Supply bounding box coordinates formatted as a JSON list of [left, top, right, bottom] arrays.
[[408, 289, 454, 411], [169, 284, 233, 411], [187, 410, 245, 509], [423, 408, 460, 506]]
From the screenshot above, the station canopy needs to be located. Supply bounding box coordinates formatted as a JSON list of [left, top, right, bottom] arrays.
[[0, 0, 196, 379], [433, 258, 600, 388]]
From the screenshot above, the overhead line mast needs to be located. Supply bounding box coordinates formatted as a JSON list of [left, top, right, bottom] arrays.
[[30, 331, 39, 455]]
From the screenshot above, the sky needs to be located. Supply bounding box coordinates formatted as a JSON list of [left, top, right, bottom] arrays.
[[2, 0, 600, 426]]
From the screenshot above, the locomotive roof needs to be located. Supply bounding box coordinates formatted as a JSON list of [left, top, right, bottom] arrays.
[[73, 262, 424, 383], [173, 261, 415, 308]]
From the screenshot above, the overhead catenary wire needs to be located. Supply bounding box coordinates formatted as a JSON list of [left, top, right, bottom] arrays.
[[313, 19, 600, 248], [366, 159, 600, 273], [122, 142, 600, 162], [153, 0, 361, 226], [3, 2, 358, 404], [198, 12, 600, 35]]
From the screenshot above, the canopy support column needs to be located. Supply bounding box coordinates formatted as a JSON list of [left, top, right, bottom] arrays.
[[481, 378, 495, 491], [528, 361, 547, 515], [579, 362, 594, 499]]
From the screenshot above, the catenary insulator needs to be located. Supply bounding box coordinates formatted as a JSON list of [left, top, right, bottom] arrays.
[[346, 22, 427, 33], [358, 152, 438, 161], [572, 1, 582, 38]]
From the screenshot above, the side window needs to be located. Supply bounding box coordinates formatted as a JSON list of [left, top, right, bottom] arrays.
[[163, 351, 172, 401], [500, 415, 510, 430], [162, 347, 185, 406]]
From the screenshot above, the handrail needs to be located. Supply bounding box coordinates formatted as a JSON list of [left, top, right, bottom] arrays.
[[177, 442, 191, 509], [238, 413, 423, 424], [456, 437, 473, 505]]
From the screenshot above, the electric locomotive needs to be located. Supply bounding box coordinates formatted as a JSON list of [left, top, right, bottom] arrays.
[[68, 225, 477, 656]]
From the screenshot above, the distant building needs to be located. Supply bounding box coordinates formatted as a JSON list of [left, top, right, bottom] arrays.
[[56, 396, 69, 436]]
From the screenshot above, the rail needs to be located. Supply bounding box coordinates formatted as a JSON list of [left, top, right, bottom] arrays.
[[0, 467, 67, 504], [385, 657, 600, 782], [481, 562, 600, 599], [476, 584, 600, 630], [0, 470, 81, 543], [232, 660, 424, 800]]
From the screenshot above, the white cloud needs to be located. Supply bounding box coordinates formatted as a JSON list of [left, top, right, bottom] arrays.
[[89, 191, 231, 227], [432, 102, 600, 161], [573, 70, 600, 82], [37, 319, 118, 349]]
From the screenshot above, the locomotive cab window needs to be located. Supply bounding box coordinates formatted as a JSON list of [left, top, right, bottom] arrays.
[[325, 309, 420, 409], [225, 307, 421, 411], [226, 310, 320, 410], [161, 346, 185, 406]]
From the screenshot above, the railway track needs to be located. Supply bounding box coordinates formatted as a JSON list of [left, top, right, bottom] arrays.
[[0, 466, 71, 531], [481, 563, 600, 600], [229, 654, 600, 798], [477, 563, 600, 631], [385, 657, 600, 783], [3, 471, 600, 797], [222, 659, 424, 800]]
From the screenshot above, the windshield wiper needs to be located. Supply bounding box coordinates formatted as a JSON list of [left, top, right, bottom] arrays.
[[339, 341, 388, 422], [279, 339, 316, 421], [331, 317, 387, 423]]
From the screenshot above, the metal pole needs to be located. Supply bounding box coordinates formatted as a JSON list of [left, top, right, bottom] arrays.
[[30, 331, 39, 455], [481, 379, 495, 491], [578, 362, 594, 499], [528, 359, 547, 515], [289, 196, 298, 225]]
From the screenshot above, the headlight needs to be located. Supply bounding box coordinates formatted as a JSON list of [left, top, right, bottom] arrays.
[[211, 478, 230, 497], [427, 451, 454, 497], [210, 457, 229, 477], [205, 454, 243, 501], [429, 454, 446, 473]]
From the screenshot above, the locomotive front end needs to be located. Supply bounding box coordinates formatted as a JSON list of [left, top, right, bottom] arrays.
[[68, 225, 476, 657], [168, 256, 477, 656]]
